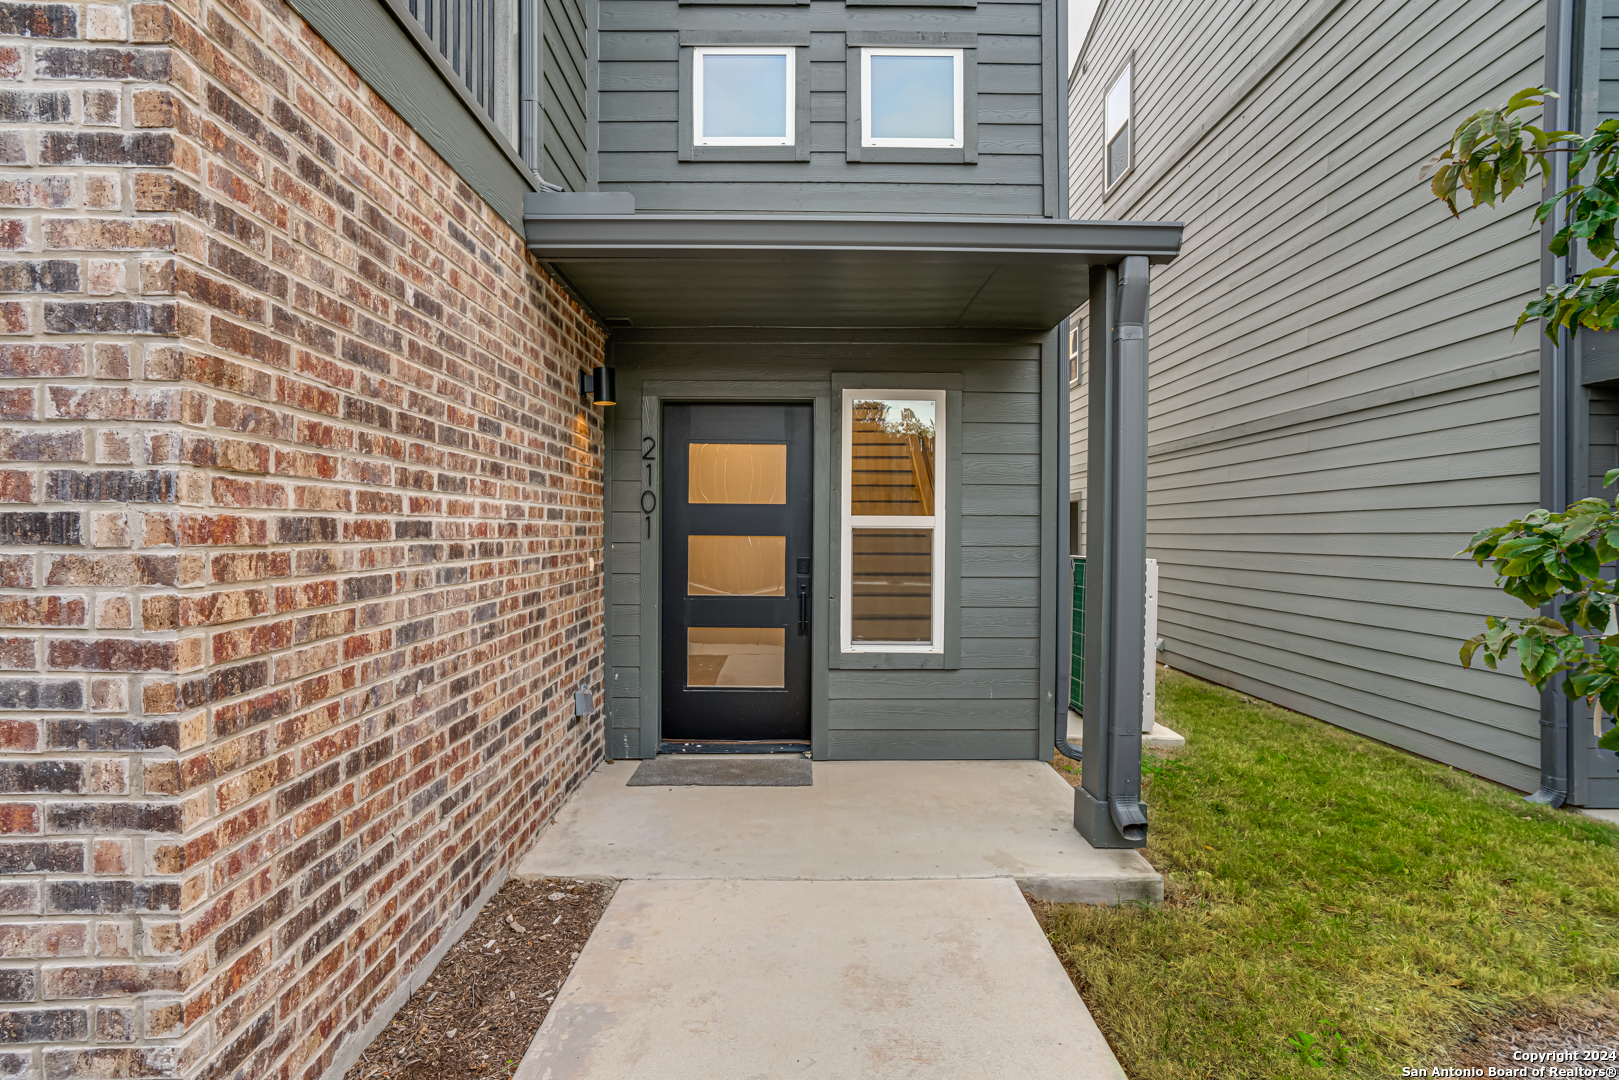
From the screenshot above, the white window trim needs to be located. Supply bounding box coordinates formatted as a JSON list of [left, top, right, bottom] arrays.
[[860, 48, 964, 149], [1103, 58, 1132, 192], [693, 47, 795, 147], [840, 389, 947, 654]]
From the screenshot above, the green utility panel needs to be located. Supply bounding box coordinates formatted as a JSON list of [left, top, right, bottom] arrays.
[[1071, 556, 1084, 712]]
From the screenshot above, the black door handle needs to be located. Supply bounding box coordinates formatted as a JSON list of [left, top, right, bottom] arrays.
[[797, 580, 809, 636]]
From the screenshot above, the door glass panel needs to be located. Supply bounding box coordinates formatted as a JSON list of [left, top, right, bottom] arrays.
[[689, 443, 787, 504], [687, 627, 786, 687], [850, 528, 932, 643], [850, 399, 935, 516], [688, 535, 785, 596]]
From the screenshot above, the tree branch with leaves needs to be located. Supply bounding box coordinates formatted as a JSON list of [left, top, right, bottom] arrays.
[[1432, 87, 1619, 751], [1459, 476, 1619, 753], [1423, 86, 1619, 337]]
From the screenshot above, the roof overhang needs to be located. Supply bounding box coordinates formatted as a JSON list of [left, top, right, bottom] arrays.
[[523, 195, 1183, 330]]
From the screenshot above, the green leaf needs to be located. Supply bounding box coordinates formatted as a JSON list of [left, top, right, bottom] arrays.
[[1569, 543, 1603, 579]]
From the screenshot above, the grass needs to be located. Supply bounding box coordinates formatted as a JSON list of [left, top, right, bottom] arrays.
[[1041, 669, 1619, 1080]]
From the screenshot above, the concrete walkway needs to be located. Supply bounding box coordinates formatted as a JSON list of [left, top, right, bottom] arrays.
[[512, 759, 1148, 1079], [513, 878, 1126, 1080], [514, 759, 1160, 904]]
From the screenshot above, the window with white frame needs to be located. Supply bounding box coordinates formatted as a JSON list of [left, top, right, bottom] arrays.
[[841, 391, 946, 653], [1104, 60, 1131, 189], [1069, 319, 1083, 385], [861, 49, 964, 149], [694, 48, 795, 146]]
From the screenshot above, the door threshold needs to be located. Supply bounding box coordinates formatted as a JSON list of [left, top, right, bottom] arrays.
[[659, 740, 810, 756]]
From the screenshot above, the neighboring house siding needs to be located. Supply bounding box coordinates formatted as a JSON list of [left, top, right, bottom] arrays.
[[1069, 0, 1546, 790], [603, 341, 1043, 759], [545, 0, 589, 190], [0, 0, 608, 1076], [594, 1, 1052, 215]]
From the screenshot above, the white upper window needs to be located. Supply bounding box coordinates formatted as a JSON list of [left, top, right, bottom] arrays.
[[1104, 61, 1132, 188], [841, 391, 946, 654], [694, 48, 795, 146], [861, 49, 964, 149]]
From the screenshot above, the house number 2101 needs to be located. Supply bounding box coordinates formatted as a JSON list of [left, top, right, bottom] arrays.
[[641, 437, 656, 537]]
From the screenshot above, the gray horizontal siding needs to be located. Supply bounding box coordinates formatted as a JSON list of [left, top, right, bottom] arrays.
[[1067, 0, 1545, 791], [544, 0, 589, 189], [595, 4, 1049, 213]]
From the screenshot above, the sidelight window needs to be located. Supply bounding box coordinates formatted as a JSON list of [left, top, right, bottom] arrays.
[[841, 390, 946, 653], [693, 47, 795, 146]]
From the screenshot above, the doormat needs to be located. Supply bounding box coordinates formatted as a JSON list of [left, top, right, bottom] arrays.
[[627, 756, 812, 787]]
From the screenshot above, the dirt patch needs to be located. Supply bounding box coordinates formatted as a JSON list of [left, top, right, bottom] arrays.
[[342, 878, 614, 1080], [1446, 1000, 1619, 1074], [1049, 757, 1081, 788]]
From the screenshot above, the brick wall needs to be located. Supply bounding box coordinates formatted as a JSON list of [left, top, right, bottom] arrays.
[[0, 0, 609, 1073]]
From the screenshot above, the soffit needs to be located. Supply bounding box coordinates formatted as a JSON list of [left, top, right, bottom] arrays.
[[524, 211, 1184, 330]]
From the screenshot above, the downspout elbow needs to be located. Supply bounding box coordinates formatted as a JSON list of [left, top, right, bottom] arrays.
[[1109, 793, 1147, 843]]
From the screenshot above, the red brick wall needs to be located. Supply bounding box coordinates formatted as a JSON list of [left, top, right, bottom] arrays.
[[0, 0, 608, 1074]]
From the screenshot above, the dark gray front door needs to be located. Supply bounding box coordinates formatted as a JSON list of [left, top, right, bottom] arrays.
[[660, 403, 812, 743]]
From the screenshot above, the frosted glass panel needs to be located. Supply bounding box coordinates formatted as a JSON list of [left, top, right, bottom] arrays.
[[689, 443, 787, 504], [702, 53, 788, 138], [849, 399, 935, 516], [850, 529, 933, 643], [869, 55, 955, 140], [688, 535, 785, 596], [687, 627, 786, 687]]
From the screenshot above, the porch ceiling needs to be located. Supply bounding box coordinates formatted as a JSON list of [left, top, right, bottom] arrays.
[[523, 206, 1184, 330]]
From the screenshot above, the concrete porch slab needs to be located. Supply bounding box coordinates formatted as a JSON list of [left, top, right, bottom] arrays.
[[513, 877, 1128, 1080], [514, 759, 1161, 904]]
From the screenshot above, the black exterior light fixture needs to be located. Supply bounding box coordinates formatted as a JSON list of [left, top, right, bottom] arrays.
[[580, 365, 616, 406]]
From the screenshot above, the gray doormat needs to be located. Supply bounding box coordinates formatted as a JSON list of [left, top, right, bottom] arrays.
[[627, 755, 812, 787]]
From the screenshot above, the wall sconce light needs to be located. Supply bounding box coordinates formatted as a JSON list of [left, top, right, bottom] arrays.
[[580, 366, 616, 406]]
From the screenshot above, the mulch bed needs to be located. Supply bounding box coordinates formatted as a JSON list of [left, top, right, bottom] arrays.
[[1447, 1000, 1619, 1074], [343, 878, 614, 1080]]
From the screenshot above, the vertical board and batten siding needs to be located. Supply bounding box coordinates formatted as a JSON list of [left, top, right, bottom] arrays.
[[1068, 0, 1547, 790], [594, 0, 1050, 213], [545, 0, 590, 189], [600, 342, 1044, 759]]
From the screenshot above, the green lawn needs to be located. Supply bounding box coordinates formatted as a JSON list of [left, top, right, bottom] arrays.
[[1042, 670, 1619, 1079]]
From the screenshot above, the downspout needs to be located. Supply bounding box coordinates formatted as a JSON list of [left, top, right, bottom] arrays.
[[1073, 257, 1149, 848], [518, 0, 538, 172], [1104, 257, 1150, 842], [1530, 0, 1577, 807], [517, 0, 565, 192]]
